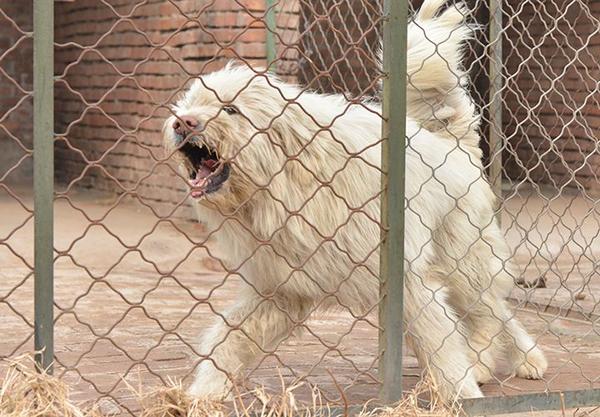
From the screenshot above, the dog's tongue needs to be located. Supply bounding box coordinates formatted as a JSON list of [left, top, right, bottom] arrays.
[[203, 159, 218, 169], [189, 160, 216, 188], [189, 176, 207, 188], [196, 165, 212, 181]]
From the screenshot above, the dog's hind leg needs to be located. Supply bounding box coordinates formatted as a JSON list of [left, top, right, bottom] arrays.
[[188, 289, 310, 399], [445, 219, 515, 385], [456, 258, 509, 384], [431, 223, 506, 385], [465, 293, 547, 381], [462, 223, 546, 383], [459, 293, 504, 384], [403, 260, 483, 400], [499, 304, 548, 380]]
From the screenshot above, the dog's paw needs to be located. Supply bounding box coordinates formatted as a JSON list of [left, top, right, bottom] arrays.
[[187, 363, 233, 401], [187, 378, 233, 401], [472, 362, 493, 385], [455, 377, 484, 400], [514, 348, 548, 380], [433, 370, 483, 401], [468, 350, 496, 385]]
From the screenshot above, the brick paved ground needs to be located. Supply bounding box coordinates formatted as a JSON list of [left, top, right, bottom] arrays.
[[1, 185, 599, 416]]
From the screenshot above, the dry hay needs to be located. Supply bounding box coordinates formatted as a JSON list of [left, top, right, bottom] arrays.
[[132, 380, 225, 417], [0, 355, 100, 417], [0, 355, 460, 417], [358, 377, 461, 417]]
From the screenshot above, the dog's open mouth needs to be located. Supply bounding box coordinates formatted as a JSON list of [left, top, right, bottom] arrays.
[[179, 142, 230, 198]]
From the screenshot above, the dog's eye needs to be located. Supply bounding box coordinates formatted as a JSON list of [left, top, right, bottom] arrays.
[[223, 105, 239, 115]]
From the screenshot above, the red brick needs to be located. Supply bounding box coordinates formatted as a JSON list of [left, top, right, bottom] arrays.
[[50, 0, 299, 211]]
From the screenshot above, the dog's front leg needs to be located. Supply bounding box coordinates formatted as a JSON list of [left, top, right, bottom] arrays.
[[188, 292, 303, 399]]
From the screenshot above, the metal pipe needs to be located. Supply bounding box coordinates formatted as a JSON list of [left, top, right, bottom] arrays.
[[462, 388, 600, 416], [33, 0, 55, 373], [489, 0, 503, 221], [265, 0, 277, 70], [379, 0, 408, 405]]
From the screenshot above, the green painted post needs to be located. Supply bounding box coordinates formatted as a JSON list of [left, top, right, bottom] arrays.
[[379, 0, 408, 404], [462, 388, 600, 416], [265, 0, 276, 70], [33, 0, 54, 373], [489, 0, 503, 222]]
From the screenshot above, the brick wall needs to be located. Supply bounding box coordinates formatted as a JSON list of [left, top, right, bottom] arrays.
[[4, 0, 599, 204], [296, 0, 600, 194], [54, 0, 298, 218], [296, 1, 383, 98], [0, 1, 33, 186], [503, 0, 600, 192]]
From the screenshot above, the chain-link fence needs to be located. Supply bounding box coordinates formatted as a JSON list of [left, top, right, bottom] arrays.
[[1, 0, 600, 415], [0, 0, 35, 375]]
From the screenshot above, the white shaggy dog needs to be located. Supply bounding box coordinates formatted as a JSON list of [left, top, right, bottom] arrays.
[[163, 0, 547, 402]]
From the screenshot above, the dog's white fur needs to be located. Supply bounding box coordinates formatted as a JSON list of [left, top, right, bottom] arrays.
[[163, 0, 547, 401]]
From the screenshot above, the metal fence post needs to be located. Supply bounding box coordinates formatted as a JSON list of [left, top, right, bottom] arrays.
[[489, 0, 503, 220], [265, 0, 277, 70], [379, 0, 408, 404], [33, 0, 54, 373]]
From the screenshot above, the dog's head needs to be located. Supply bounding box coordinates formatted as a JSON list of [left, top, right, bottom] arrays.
[[164, 63, 307, 209]]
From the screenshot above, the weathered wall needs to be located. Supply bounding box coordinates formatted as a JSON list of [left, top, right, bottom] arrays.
[[297, 0, 383, 98], [53, 0, 298, 217], [3, 0, 599, 202], [503, 0, 600, 192], [0, 1, 33, 185]]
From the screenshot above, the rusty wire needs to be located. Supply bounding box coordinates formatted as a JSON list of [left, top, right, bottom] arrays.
[[48, 0, 385, 413], [2, 0, 600, 415], [0, 2, 35, 365]]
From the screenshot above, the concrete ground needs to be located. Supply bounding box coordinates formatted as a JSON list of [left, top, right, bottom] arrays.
[[1, 184, 599, 416]]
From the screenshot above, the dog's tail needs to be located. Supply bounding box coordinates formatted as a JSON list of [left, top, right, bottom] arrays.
[[404, 0, 480, 152]]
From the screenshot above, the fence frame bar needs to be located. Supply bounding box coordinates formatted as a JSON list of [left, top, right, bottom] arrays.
[[462, 388, 600, 416], [33, 0, 55, 373], [265, 0, 277, 70], [489, 0, 503, 217], [379, 0, 408, 404], [264, 388, 600, 417]]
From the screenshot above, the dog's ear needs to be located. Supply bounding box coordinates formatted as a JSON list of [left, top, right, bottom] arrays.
[[270, 104, 309, 152], [268, 103, 317, 188]]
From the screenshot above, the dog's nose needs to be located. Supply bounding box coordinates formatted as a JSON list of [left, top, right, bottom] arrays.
[[173, 116, 199, 136]]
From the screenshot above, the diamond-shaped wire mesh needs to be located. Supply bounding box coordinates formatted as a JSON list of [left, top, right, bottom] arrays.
[[2, 0, 600, 415], [50, 1, 386, 413], [0, 1, 34, 372]]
